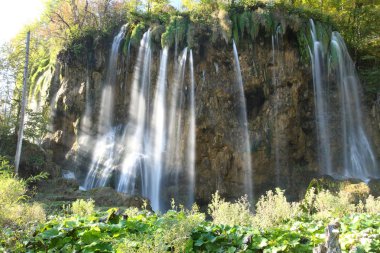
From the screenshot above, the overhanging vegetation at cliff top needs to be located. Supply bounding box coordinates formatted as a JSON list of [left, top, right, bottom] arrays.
[[63, 2, 336, 54], [3, 0, 379, 114]]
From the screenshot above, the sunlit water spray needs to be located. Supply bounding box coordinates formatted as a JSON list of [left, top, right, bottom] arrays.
[[166, 48, 188, 198], [118, 31, 152, 194], [83, 25, 127, 189]]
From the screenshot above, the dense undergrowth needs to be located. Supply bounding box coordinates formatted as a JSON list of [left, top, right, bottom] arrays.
[[1, 154, 380, 252]]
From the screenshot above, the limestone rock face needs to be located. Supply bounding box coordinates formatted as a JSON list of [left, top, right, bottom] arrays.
[[44, 26, 379, 205]]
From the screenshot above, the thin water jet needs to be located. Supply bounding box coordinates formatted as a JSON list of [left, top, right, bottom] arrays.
[[232, 41, 253, 202]]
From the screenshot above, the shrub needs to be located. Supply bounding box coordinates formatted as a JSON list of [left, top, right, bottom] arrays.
[[71, 198, 95, 216], [154, 204, 205, 252], [365, 195, 380, 214], [208, 191, 252, 227], [312, 189, 356, 220], [117, 203, 205, 253], [6, 203, 46, 226], [253, 188, 300, 229], [0, 158, 46, 229]]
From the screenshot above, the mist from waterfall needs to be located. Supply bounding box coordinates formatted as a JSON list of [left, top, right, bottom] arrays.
[[118, 31, 152, 194], [83, 25, 127, 189], [232, 41, 253, 202], [331, 32, 379, 181], [166, 48, 187, 200]]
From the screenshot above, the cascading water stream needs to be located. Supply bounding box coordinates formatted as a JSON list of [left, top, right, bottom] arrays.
[[272, 26, 288, 187], [309, 20, 333, 176], [331, 32, 379, 180], [147, 47, 169, 211], [78, 67, 94, 152], [98, 25, 127, 134], [309, 20, 378, 181], [187, 50, 196, 207], [118, 31, 152, 194], [83, 25, 127, 189], [232, 41, 253, 202], [166, 48, 188, 193]]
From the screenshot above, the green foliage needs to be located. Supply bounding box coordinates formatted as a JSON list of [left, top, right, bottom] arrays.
[[26, 209, 380, 253], [313, 189, 356, 220], [253, 188, 300, 229], [0, 156, 46, 251], [297, 30, 312, 63], [24, 108, 50, 145], [208, 191, 252, 227], [26, 205, 204, 252], [5, 181, 380, 252], [130, 23, 146, 46], [71, 199, 96, 216], [161, 16, 189, 48], [0, 156, 13, 176], [359, 66, 380, 99], [364, 195, 380, 214]]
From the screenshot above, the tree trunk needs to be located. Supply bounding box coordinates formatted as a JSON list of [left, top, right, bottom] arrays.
[[14, 31, 30, 175]]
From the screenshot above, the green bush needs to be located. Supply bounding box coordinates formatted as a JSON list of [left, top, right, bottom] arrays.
[[208, 191, 252, 227], [313, 189, 356, 220], [253, 188, 300, 229], [0, 157, 45, 251], [365, 195, 380, 214], [71, 198, 95, 216], [0, 172, 46, 228]]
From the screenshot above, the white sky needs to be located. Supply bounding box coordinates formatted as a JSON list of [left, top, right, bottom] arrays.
[[0, 0, 44, 44]]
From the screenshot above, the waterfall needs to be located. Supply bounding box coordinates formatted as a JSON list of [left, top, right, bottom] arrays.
[[148, 47, 169, 211], [310, 20, 378, 181], [166, 48, 187, 200], [78, 69, 92, 151], [118, 31, 152, 194], [272, 26, 288, 187], [83, 25, 127, 189], [331, 32, 379, 181], [187, 50, 196, 207], [232, 41, 253, 202], [309, 20, 333, 176], [115, 34, 194, 211], [98, 25, 127, 134]]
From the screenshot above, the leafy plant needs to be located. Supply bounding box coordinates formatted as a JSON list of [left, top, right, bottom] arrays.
[[253, 188, 300, 229], [208, 191, 252, 227], [71, 198, 96, 216]]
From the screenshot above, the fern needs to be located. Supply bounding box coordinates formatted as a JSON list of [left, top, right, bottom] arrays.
[[161, 16, 189, 48], [130, 23, 146, 47]]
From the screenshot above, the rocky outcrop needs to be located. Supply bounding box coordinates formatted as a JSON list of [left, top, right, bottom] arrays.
[[35, 178, 150, 209], [44, 17, 379, 206]]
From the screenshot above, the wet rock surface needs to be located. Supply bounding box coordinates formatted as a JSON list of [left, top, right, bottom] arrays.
[[44, 24, 380, 205], [34, 178, 151, 212]]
